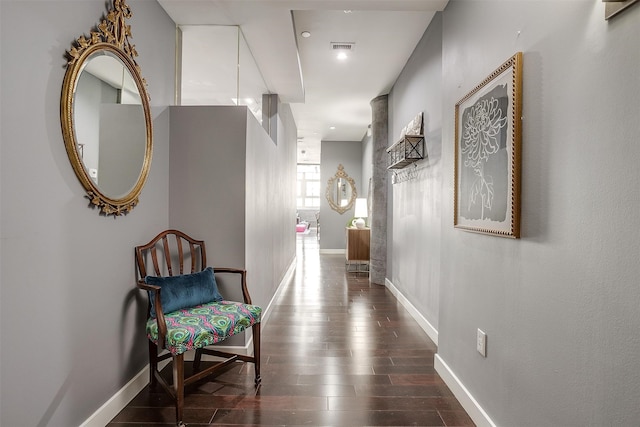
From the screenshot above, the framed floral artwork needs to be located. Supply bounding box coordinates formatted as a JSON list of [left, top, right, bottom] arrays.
[[454, 52, 523, 238]]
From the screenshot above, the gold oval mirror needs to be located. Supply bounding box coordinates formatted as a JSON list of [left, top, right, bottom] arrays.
[[326, 164, 357, 214], [61, 0, 152, 216]]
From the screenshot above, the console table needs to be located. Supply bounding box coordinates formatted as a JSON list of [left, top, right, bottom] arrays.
[[346, 227, 370, 274]]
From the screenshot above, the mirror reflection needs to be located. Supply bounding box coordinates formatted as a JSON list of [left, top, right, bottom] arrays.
[[326, 164, 357, 214], [61, 0, 152, 216], [74, 52, 147, 198], [334, 177, 352, 207]]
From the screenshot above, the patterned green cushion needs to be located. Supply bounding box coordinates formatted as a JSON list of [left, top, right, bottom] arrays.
[[146, 301, 262, 356]]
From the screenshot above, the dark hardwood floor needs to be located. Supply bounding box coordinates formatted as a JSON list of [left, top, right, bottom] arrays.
[[108, 228, 474, 426]]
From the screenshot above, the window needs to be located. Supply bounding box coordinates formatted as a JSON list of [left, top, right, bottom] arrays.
[[297, 164, 320, 209]]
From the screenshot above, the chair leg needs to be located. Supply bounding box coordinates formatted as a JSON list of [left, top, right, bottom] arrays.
[[148, 340, 158, 389], [173, 354, 185, 426], [193, 348, 203, 373], [252, 323, 261, 385]]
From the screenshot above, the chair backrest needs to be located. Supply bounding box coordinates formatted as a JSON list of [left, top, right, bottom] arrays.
[[135, 229, 206, 279]]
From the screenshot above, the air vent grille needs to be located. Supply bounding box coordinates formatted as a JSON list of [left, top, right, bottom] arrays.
[[330, 42, 355, 51]]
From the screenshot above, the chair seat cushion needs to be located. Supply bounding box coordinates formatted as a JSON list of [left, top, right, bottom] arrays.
[[146, 301, 262, 356]]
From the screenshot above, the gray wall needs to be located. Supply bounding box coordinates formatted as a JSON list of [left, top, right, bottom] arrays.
[[100, 104, 147, 197], [361, 131, 373, 201], [246, 99, 297, 307], [0, 1, 175, 426], [388, 1, 640, 426], [388, 13, 443, 332], [320, 141, 364, 251], [169, 106, 248, 269], [169, 105, 297, 344], [75, 72, 115, 176]]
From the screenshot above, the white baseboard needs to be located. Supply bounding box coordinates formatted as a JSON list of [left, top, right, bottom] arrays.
[[80, 258, 297, 426], [384, 278, 438, 346], [79, 363, 155, 427], [384, 279, 493, 426], [319, 249, 345, 255], [434, 354, 496, 427], [260, 257, 296, 326]]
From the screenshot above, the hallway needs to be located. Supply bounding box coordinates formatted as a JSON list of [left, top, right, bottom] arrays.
[[109, 228, 474, 426]]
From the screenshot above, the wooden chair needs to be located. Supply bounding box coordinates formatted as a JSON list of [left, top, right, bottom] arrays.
[[135, 229, 261, 426]]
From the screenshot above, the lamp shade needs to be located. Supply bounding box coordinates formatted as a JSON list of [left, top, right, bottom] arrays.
[[354, 198, 368, 218]]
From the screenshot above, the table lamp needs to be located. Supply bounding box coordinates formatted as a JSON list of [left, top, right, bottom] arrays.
[[353, 198, 368, 229]]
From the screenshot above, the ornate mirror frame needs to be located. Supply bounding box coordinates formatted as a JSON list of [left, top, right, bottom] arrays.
[[61, 0, 152, 216], [326, 164, 357, 214]]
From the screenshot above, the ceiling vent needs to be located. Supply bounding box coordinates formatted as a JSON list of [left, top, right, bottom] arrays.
[[330, 42, 355, 52]]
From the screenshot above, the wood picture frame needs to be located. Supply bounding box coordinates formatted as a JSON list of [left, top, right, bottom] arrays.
[[454, 52, 523, 238], [604, 0, 639, 20]]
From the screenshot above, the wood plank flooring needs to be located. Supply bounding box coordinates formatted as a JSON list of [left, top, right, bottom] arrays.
[[108, 228, 474, 426]]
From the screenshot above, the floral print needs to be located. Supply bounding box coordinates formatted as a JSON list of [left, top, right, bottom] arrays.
[[461, 97, 507, 218], [146, 300, 262, 355]]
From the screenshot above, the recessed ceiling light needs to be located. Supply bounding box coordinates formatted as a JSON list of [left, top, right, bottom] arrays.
[[329, 126, 336, 130], [330, 42, 354, 61], [301, 31, 311, 38], [344, 10, 352, 13]]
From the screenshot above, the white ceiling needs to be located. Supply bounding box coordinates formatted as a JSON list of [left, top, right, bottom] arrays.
[[157, 0, 449, 163]]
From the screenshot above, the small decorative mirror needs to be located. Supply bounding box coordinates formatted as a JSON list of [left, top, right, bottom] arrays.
[[61, 0, 152, 216], [326, 164, 357, 214]]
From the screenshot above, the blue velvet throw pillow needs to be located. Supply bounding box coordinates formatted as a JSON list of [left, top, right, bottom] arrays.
[[145, 267, 224, 318]]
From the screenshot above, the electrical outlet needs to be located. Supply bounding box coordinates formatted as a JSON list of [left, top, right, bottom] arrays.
[[477, 329, 487, 357]]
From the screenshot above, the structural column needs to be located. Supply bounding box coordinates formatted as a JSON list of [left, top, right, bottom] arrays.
[[369, 95, 388, 285]]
